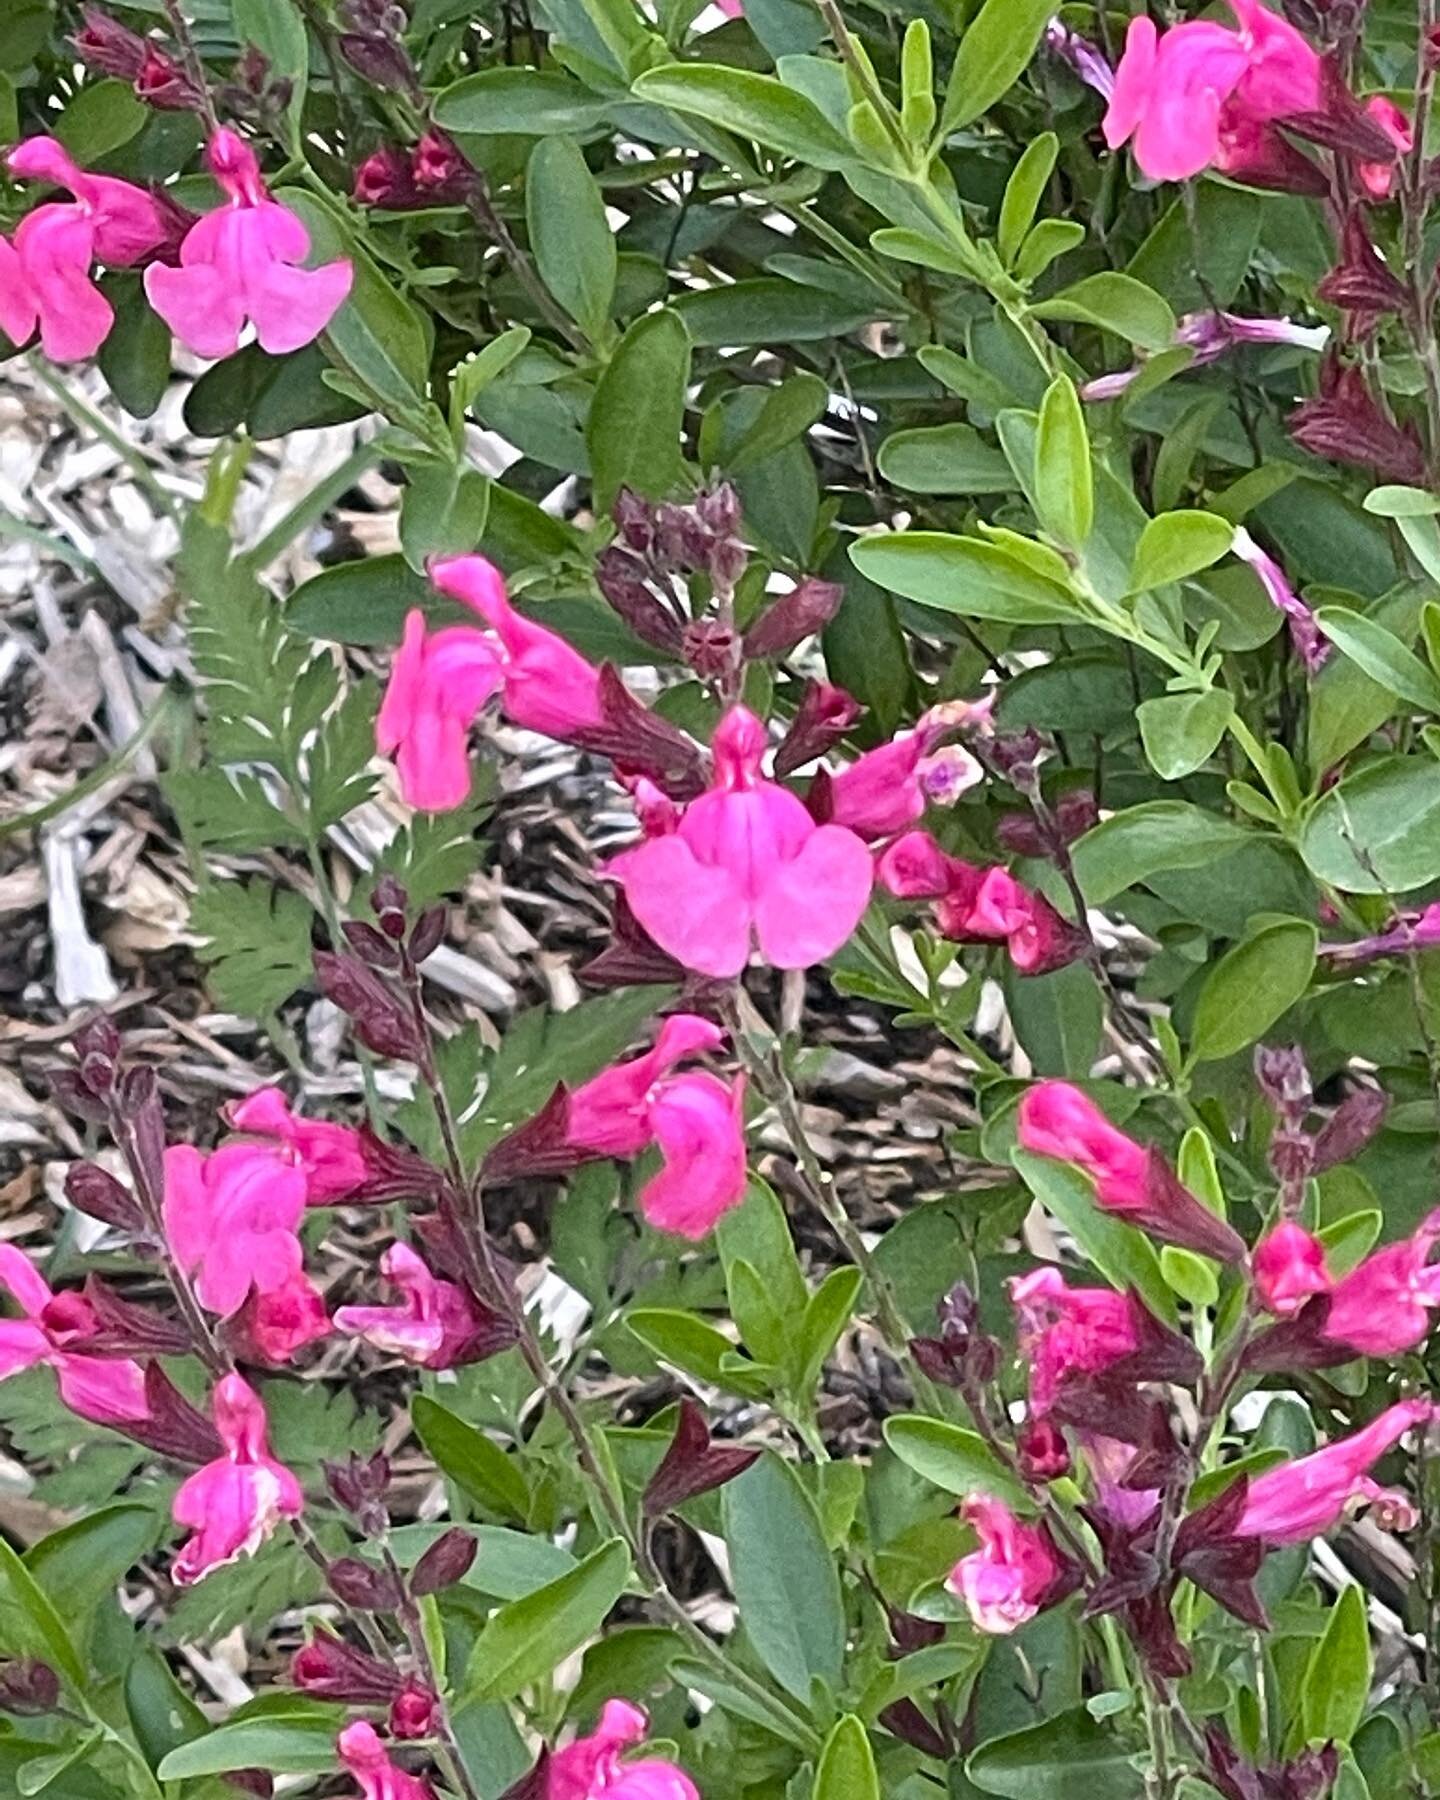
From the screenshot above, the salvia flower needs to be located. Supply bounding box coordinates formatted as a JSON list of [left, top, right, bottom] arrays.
[[2, 135, 171, 361], [1009, 1267, 1141, 1417], [338, 1721, 435, 1800], [946, 1495, 1066, 1636], [608, 705, 873, 978], [334, 1242, 512, 1369], [773, 680, 864, 778], [816, 708, 983, 841], [145, 126, 352, 359], [1017, 1081, 1246, 1262], [1044, 18, 1115, 99], [226, 1086, 369, 1202], [1252, 1221, 1331, 1316], [1233, 1397, 1432, 1543], [1231, 528, 1328, 672], [566, 1014, 725, 1155], [547, 1699, 699, 1800], [638, 1072, 748, 1239], [1081, 311, 1329, 404], [0, 1245, 147, 1426], [1322, 900, 1440, 966], [1323, 1211, 1440, 1356], [171, 1374, 303, 1584], [292, 1633, 405, 1705]]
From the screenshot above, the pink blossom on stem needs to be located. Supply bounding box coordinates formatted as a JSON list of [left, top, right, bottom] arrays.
[[1235, 1398, 1433, 1543], [162, 1141, 328, 1349], [1321, 901, 1440, 966], [334, 1242, 501, 1368], [567, 1014, 725, 1156], [1082, 1434, 1161, 1531], [0, 1245, 147, 1425], [1323, 1212, 1440, 1356], [946, 1495, 1064, 1635], [1358, 95, 1412, 200], [144, 126, 352, 358], [548, 1699, 699, 1800], [1231, 527, 1328, 672], [1253, 1221, 1331, 1317], [1044, 18, 1115, 101], [821, 712, 982, 841], [639, 1072, 748, 1239], [429, 554, 605, 740], [338, 1721, 435, 1800], [229, 1273, 332, 1365], [1, 135, 170, 360], [1081, 311, 1328, 403], [375, 608, 505, 811], [171, 1373, 303, 1584], [608, 705, 873, 978], [226, 1086, 370, 1201], [1009, 1266, 1140, 1417]]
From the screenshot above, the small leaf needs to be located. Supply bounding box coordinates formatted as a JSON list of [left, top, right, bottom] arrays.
[[413, 1396, 530, 1524], [526, 138, 617, 340], [814, 1715, 879, 1800], [1301, 755, 1440, 895], [1129, 511, 1234, 591], [1190, 919, 1317, 1063], [1301, 1583, 1371, 1746], [1000, 132, 1059, 266], [1030, 273, 1176, 351], [634, 65, 856, 169], [157, 1713, 342, 1780], [1160, 1247, 1219, 1308], [587, 308, 690, 511], [882, 1415, 1027, 1508], [942, 0, 1052, 129], [463, 1540, 632, 1703], [1137, 691, 1233, 780], [189, 882, 315, 1019], [1034, 374, 1092, 547], [0, 1539, 84, 1687], [966, 1706, 1145, 1799], [849, 531, 1078, 625], [1314, 607, 1440, 715], [399, 463, 491, 572]]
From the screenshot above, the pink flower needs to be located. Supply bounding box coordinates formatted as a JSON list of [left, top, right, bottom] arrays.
[[1045, 18, 1115, 101], [1010, 1267, 1140, 1417], [171, 1374, 304, 1584], [227, 1086, 369, 1202], [1232, 528, 1328, 673], [145, 126, 352, 359], [639, 1072, 748, 1239], [338, 1721, 435, 1800], [1082, 1434, 1161, 1531], [163, 1141, 328, 1333], [1322, 900, 1440, 966], [549, 1699, 699, 1800], [0, 1245, 147, 1426], [567, 1014, 725, 1156], [821, 714, 982, 841], [429, 554, 605, 741], [1323, 1212, 1440, 1356], [375, 608, 505, 811], [1081, 311, 1328, 403], [334, 1243, 502, 1368], [1104, 1, 1320, 184], [946, 1495, 1063, 1635], [608, 706, 873, 978], [1016, 1080, 1245, 1262], [1235, 1398, 1433, 1544], [230, 1272, 332, 1365], [1253, 1221, 1331, 1317], [1, 135, 169, 361], [1359, 95, 1412, 199]]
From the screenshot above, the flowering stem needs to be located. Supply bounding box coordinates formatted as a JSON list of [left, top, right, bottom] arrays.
[[463, 178, 590, 351], [158, 0, 220, 136], [379, 1542, 487, 1800]]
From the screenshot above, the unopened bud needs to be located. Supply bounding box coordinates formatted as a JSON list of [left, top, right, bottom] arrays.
[[1017, 1418, 1071, 1482], [389, 1683, 439, 1739], [324, 1451, 392, 1535], [371, 875, 409, 938], [327, 1556, 404, 1612], [407, 906, 446, 966], [410, 1527, 477, 1596], [1254, 1044, 1313, 1124], [64, 1163, 144, 1233], [1312, 1084, 1387, 1171], [342, 920, 403, 971], [741, 577, 843, 659], [0, 1660, 60, 1715], [682, 619, 741, 681], [612, 488, 656, 554], [291, 1633, 400, 1704], [696, 482, 741, 537], [73, 6, 147, 79]]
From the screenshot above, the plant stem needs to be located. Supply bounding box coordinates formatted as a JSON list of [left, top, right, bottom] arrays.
[[465, 178, 590, 351], [159, 0, 220, 134], [380, 1543, 487, 1800]]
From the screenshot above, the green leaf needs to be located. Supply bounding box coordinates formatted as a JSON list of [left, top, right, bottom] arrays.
[[526, 138, 617, 339], [1301, 1584, 1371, 1746], [125, 1644, 208, 1772], [628, 1308, 756, 1389], [942, 0, 1052, 129], [1034, 375, 1092, 547], [1071, 801, 1254, 904], [877, 422, 1015, 495], [632, 65, 856, 170], [883, 1415, 1027, 1508], [451, 327, 532, 428], [722, 1454, 845, 1702], [1160, 1246, 1219, 1308], [97, 278, 171, 419], [999, 132, 1059, 266], [434, 68, 612, 135], [1012, 1149, 1175, 1322], [672, 279, 879, 346], [231, 0, 307, 143], [399, 464, 491, 572], [413, 1396, 530, 1524], [25, 1503, 161, 1626], [1300, 755, 1440, 894], [1130, 511, 1234, 591], [721, 371, 829, 471], [792, 1267, 863, 1396], [1190, 919, 1317, 1063], [1030, 273, 1176, 351], [157, 1713, 342, 1780], [288, 553, 436, 645], [0, 1539, 84, 1687], [1137, 691, 1234, 780], [815, 1715, 879, 1800], [189, 881, 315, 1018], [54, 79, 145, 161], [1314, 607, 1440, 714], [462, 1539, 632, 1703], [1015, 218, 1087, 283], [587, 307, 690, 512], [966, 1706, 1145, 1799], [849, 531, 1078, 624], [1364, 484, 1440, 518]]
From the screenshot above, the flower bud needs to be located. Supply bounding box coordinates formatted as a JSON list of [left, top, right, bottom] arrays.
[[595, 546, 684, 654], [612, 488, 657, 554], [1253, 1044, 1312, 1124], [370, 875, 409, 938], [741, 578, 843, 660], [410, 1527, 478, 1595], [292, 1633, 401, 1704], [642, 1398, 760, 1517], [343, 920, 403, 971], [696, 482, 741, 538], [682, 619, 741, 682], [389, 1683, 439, 1738], [407, 907, 447, 967], [73, 6, 147, 79], [1017, 1418, 1071, 1482], [1311, 1084, 1387, 1171], [135, 43, 206, 111], [327, 1556, 405, 1612], [314, 953, 422, 1061], [64, 1162, 144, 1233], [324, 1452, 392, 1536], [773, 679, 864, 778], [0, 1660, 60, 1715]]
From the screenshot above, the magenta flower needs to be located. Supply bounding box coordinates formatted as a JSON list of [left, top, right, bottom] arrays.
[[375, 608, 505, 811], [227, 1086, 369, 1202], [1081, 311, 1328, 404], [1, 134, 169, 361], [1359, 95, 1413, 199], [0, 1245, 147, 1426], [1232, 527, 1328, 672], [1324, 1212, 1440, 1356], [338, 1721, 435, 1800], [1044, 18, 1115, 100], [145, 126, 352, 359], [821, 712, 982, 841], [429, 554, 606, 741], [1253, 1221, 1331, 1317], [639, 1071, 748, 1239], [567, 1014, 725, 1156], [548, 1699, 699, 1800], [1017, 1080, 1246, 1262], [231, 1274, 332, 1366], [946, 1495, 1065, 1636], [1235, 1398, 1433, 1544], [162, 1142, 328, 1349], [1322, 901, 1440, 966], [608, 705, 873, 978], [171, 1373, 304, 1584], [1009, 1267, 1140, 1417], [334, 1243, 507, 1369]]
